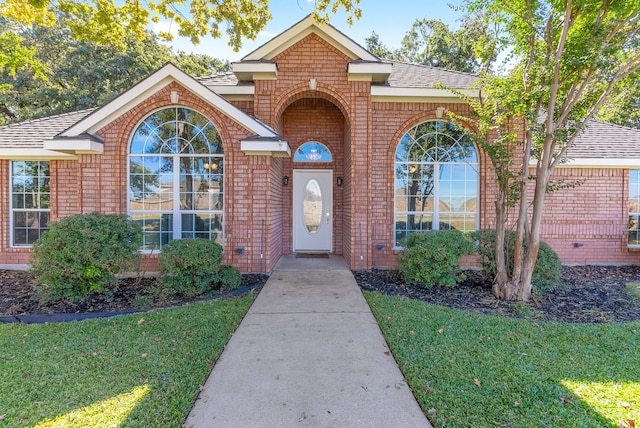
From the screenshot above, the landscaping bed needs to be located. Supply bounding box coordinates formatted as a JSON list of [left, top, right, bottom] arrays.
[[0, 270, 268, 316], [2, 265, 640, 323], [355, 265, 640, 323]]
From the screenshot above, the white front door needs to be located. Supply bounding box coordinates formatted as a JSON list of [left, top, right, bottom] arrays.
[[293, 169, 332, 252]]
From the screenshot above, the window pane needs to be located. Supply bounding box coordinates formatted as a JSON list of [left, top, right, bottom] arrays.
[[394, 121, 478, 245], [131, 213, 173, 250], [294, 141, 332, 162], [630, 215, 640, 245], [129, 108, 224, 249], [11, 161, 50, 246], [629, 170, 640, 246]]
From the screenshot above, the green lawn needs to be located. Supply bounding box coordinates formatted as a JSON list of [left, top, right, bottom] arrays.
[[365, 292, 639, 428], [0, 294, 254, 427]]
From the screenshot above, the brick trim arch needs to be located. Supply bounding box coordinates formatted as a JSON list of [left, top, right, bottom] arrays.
[[273, 83, 352, 133]]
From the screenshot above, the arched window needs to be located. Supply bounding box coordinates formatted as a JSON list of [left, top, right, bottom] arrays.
[[128, 107, 224, 250], [294, 141, 332, 162], [394, 120, 478, 246]]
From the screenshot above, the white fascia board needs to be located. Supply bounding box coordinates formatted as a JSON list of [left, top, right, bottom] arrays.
[[371, 86, 479, 101], [537, 158, 640, 168], [241, 139, 291, 157], [347, 62, 392, 82], [0, 148, 77, 160], [243, 16, 378, 62], [232, 62, 277, 81], [44, 138, 103, 154], [59, 63, 279, 139]]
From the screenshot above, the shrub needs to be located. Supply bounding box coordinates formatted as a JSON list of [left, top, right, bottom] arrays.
[[474, 229, 562, 294], [30, 213, 142, 302], [158, 238, 225, 297], [219, 265, 242, 291], [398, 230, 475, 287]]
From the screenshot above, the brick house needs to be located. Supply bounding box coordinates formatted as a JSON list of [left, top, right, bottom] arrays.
[[2, 15, 640, 273]]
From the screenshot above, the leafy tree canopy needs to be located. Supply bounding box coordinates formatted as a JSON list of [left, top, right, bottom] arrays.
[[365, 15, 491, 73], [455, 0, 640, 300], [0, 18, 230, 124], [1, 0, 361, 50]]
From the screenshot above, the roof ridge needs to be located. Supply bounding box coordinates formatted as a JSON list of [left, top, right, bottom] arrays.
[[589, 119, 640, 133]]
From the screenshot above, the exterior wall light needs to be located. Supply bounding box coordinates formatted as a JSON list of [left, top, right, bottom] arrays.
[[283, 176, 289, 186], [336, 176, 343, 186], [236, 247, 245, 255]]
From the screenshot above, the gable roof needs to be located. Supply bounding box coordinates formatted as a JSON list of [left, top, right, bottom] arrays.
[[242, 15, 379, 62], [59, 62, 279, 139], [0, 63, 290, 159]]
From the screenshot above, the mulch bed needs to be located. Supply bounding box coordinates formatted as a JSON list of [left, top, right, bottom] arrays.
[[0, 270, 269, 316], [354, 265, 640, 323], [2, 266, 640, 323]]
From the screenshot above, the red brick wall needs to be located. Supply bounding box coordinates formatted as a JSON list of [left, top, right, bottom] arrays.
[[280, 98, 346, 255], [3, 33, 639, 272]]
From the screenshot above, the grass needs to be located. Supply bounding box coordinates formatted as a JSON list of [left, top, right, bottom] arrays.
[[0, 294, 254, 427], [627, 281, 640, 302], [365, 292, 640, 428]]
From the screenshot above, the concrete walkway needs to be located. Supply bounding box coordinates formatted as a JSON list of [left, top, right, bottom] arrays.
[[184, 255, 432, 428]]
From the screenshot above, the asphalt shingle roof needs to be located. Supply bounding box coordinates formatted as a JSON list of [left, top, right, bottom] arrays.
[[0, 109, 95, 148], [570, 120, 640, 159], [198, 72, 239, 86], [198, 61, 480, 90], [382, 60, 479, 89]]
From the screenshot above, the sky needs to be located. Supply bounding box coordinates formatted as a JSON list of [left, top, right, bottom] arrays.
[[157, 0, 465, 62]]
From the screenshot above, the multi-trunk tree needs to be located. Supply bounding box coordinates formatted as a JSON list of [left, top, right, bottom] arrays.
[[460, 0, 640, 300]]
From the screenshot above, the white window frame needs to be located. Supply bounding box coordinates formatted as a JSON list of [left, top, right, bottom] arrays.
[[628, 169, 640, 248], [10, 160, 50, 247], [393, 120, 479, 248], [127, 107, 224, 251]]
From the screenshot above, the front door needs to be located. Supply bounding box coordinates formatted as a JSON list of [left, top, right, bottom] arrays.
[[293, 169, 332, 252]]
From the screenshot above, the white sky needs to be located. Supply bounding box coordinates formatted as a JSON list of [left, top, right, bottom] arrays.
[[155, 0, 465, 62]]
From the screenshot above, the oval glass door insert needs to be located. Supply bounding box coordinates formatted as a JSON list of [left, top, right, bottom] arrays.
[[303, 179, 322, 234]]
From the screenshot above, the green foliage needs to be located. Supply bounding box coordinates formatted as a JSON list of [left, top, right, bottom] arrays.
[[474, 229, 562, 294], [219, 264, 242, 291], [364, 15, 491, 72], [158, 238, 228, 297], [398, 230, 475, 287], [0, 19, 230, 124], [30, 213, 142, 302], [366, 292, 640, 428], [0, 0, 361, 72], [0, 295, 254, 427]]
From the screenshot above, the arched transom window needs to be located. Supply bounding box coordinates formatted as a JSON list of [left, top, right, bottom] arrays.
[[394, 120, 478, 246], [128, 107, 224, 250], [294, 141, 332, 162]]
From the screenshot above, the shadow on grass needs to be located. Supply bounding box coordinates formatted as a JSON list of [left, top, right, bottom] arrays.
[[0, 296, 253, 427], [364, 292, 639, 428]]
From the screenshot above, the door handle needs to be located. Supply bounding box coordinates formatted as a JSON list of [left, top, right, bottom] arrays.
[[326, 210, 330, 225]]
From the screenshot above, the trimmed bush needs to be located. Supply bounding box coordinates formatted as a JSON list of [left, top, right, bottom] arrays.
[[398, 230, 475, 287], [30, 213, 142, 302], [158, 238, 225, 297], [219, 265, 242, 291], [474, 229, 562, 294]]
